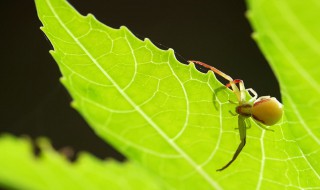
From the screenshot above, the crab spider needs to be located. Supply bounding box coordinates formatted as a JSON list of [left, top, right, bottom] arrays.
[[189, 60, 283, 171]]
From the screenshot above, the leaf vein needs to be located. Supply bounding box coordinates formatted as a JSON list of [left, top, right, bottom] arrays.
[[45, 0, 221, 188]]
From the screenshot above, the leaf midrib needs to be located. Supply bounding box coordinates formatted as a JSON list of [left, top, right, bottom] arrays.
[[44, 0, 222, 189]]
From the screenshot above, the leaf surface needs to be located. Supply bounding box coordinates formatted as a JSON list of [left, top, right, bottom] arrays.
[[28, 0, 320, 189], [35, 0, 230, 189]]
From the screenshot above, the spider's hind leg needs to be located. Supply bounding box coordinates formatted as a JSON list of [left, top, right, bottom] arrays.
[[217, 116, 247, 171], [229, 110, 237, 116], [245, 119, 251, 129], [234, 117, 251, 130], [254, 119, 274, 132]]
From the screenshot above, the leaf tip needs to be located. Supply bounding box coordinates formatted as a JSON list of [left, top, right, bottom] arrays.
[[70, 101, 79, 109], [36, 137, 52, 151], [187, 60, 195, 67], [144, 37, 151, 43], [144, 38, 155, 47], [119, 25, 128, 30], [143, 37, 168, 54], [86, 13, 95, 18], [49, 50, 56, 55], [189, 61, 201, 73], [86, 13, 97, 23], [167, 48, 177, 58], [119, 26, 130, 35], [119, 26, 136, 40], [245, 10, 252, 19], [251, 32, 259, 40], [59, 77, 67, 84]]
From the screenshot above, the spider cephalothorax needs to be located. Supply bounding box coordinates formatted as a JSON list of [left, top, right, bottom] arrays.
[[189, 60, 283, 171]]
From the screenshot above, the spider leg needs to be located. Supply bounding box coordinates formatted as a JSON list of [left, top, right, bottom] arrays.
[[235, 118, 250, 130], [226, 79, 246, 103], [188, 60, 234, 82], [225, 79, 242, 88], [238, 80, 246, 103], [229, 110, 238, 116], [217, 116, 247, 171], [189, 60, 249, 104], [228, 100, 238, 104], [247, 88, 258, 103], [188, 60, 242, 106], [245, 118, 251, 129], [190, 59, 245, 103], [254, 120, 274, 132]]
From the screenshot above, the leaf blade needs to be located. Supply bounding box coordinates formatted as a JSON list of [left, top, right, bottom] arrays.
[[34, 0, 320, 189], [36, 0, 225, 188]]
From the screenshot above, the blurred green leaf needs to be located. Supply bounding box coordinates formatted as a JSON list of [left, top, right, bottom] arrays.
[[0, 135, 165, 190], [247, 0, 320, 188]]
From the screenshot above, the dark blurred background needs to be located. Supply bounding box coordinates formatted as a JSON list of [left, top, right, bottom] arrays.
[[0, 0, 280, 161]]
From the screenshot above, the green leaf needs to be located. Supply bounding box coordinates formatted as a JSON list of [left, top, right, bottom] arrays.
[[247, 0, 320, 188], [29, 0, 319, 189], [0, 135, 165, 190], [35, 0, 230, 189]]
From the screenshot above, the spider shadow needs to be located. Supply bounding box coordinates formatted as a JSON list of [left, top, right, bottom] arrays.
[[212, 85, 234, 111]]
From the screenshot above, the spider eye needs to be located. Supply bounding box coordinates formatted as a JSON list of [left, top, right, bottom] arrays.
[[252, 97, 283, 126]]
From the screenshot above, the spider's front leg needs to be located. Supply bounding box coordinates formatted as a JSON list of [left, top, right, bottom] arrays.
[[217, 116, 247, 171]]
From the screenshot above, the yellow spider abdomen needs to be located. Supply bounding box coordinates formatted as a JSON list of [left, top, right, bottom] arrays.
[[252, 96, 283, 126]]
